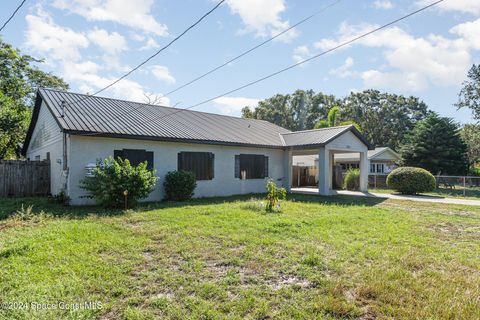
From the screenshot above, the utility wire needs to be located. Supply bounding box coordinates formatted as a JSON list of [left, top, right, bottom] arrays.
[[162, 0, 342, 98], [119, 0, 445, 126], [81, 0, 342, 127], [63, 0, 226, 108], [0, 0, 27, 33]]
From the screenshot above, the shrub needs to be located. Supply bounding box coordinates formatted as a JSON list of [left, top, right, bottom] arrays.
[[163, 170, 197, 201], [343, 169, 360, 191], [386, 167, 436, 195], [266, 179, 287, 213], [80, 157, 158, 208]]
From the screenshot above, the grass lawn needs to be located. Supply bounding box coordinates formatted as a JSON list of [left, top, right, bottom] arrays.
[[371, 187, 480, 200], [0, 195, 479, 319]]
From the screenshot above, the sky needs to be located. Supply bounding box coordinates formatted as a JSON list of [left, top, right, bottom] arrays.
[[1, 0, 479, 123]]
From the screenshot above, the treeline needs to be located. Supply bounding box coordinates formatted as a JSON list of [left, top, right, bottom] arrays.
[[242, 89, 478, 175], [242, 89, 429, 150]]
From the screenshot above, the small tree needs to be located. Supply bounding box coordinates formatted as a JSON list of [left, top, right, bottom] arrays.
[[265, 179, 287, 213], [163, 170, 197, 201], [401, 113, 468, 175], [80, 157, 158, 208]]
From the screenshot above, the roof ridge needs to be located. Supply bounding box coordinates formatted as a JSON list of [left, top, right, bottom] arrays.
[[280, 125, 352, 136]]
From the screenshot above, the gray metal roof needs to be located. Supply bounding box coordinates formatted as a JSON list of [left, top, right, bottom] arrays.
[[22, 89, 373, 153], [36, 88, 291, 148], [281, 125, 372, 149]]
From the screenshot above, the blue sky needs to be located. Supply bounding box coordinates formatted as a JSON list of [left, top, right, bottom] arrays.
[[1, 0, 479, 123]]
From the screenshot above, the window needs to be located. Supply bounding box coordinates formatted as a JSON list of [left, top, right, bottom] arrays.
[[178, 152, 214, 180], [376, 163, 385, 174], [34, 155, 40, 161], [370, 164, 375, 173], [114, 149, 154, 170], [235, 154, 268, 179]]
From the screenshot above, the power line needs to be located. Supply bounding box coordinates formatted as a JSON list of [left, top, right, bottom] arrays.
[[0, 0, 27, 33], [162, 0, 342, 98], [82, 0, 342, 127], [63, 0, 226, 108], [120, 0, 445, 126]]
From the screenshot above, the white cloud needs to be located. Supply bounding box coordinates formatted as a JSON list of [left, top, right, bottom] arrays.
[[416, 0, 480, 15], [292, 45, 311, 64], [313, 20, 480, 91], [213, 97, 260, 115], [151, 65, 175, 84], [372, 0, 394, 10], [52, 0, 168, 36], [329, 57, 356, 78], [25, 9, 89, 62], [225, 0, 297, 42], [139, 37, 160, 51], [87, 28, 127, 54]]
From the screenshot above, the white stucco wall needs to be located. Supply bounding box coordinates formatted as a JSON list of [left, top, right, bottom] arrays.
[[68, 136, 286, 205], [25, 101, 65, 195], [325, 131, 367, 152]]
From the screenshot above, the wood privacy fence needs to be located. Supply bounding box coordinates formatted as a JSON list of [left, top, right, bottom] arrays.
[[0, 160, 50, 197]]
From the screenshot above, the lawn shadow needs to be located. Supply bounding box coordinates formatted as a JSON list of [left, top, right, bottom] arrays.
[[0, 192, 386, 221]]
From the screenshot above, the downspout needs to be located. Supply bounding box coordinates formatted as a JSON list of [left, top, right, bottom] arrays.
[[61, 101, 69, 193]]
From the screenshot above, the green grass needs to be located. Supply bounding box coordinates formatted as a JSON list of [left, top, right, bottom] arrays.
[[0, 195, 479, 319], [371, 187, 480, 200]]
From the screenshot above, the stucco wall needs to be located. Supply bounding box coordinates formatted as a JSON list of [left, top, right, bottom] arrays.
[[326, 131, 367, 152], [68, 136, 286, 205], [26, 101, 65, 195]]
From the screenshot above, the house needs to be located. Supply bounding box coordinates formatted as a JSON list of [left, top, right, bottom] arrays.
[[333, 147, 401, 175], [22, 89, 374, 205]]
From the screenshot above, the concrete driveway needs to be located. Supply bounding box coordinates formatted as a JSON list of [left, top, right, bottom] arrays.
[[291, 187, 480, 206]]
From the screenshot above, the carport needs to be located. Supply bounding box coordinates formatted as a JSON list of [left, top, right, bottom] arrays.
[[282, 125, 374, 195]]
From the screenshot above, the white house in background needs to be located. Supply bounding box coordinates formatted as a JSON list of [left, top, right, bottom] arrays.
[[333, 147, 401, 175], [22, 89, 374, 205]]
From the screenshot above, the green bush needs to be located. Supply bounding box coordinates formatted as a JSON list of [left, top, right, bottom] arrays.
[[343, 169, 360, 191], [387, 167, 436, 195], [266, 179, 287, 212], [163, 170, 197, 201], [80, 157, 158, 208]]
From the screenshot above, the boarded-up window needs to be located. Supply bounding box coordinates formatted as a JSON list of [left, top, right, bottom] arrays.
[[114, 149, 154, 170], [235, 154, 268, 179], [178, 152, 214, 180]]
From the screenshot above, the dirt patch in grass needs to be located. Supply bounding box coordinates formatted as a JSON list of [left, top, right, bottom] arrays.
[[428, 222, 480, 239]]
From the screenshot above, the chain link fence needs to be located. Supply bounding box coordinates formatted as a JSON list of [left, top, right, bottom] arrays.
[[369, 174, 480, 198]]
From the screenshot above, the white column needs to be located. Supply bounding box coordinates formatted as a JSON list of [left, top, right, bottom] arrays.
[[284, 150, 293, 191], [318, 148, 330, 195], [359, 150, 369, 192]]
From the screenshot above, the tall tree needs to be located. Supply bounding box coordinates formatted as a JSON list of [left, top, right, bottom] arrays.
[[457, 64, 480, 120], [460, 124, 480, 173], [0, 38, 68, 159], [341, 90, 429, 149], [401, 113, 468, 175], [242, 90, 338, 131]]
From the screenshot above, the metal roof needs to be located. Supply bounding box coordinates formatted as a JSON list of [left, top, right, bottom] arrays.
[[35, 88, 292, 148], [281, 125, 373, 149], [22, 89, 373, 154], [334, 147, 401, 161]]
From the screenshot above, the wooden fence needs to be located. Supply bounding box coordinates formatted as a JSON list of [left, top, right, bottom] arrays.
[[0, 160, 50, 197]]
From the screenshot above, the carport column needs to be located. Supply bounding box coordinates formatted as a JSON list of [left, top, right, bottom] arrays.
[[359, 151, 369, 192], [318, 147, 330, 195], [284, 150, 293, 191]]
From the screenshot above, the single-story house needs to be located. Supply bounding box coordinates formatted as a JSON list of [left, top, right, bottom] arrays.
[[22, 89, 374, 205]]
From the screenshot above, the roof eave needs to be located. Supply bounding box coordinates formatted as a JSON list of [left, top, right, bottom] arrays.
[[65, 130, 286, 149]]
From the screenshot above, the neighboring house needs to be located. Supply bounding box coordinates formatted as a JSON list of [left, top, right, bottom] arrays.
[[22, 89, 373, 205], [334, 147, 401, 175]]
